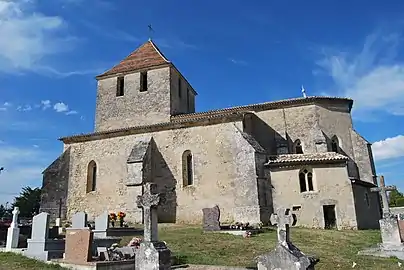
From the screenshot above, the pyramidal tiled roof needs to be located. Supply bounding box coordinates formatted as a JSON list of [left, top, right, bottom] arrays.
[[97, 40, 170, 78]]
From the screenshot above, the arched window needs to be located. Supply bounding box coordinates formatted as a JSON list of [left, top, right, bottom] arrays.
[[182, 150, 193, 187], [331, 136, 339, 153], [299, 168, 314, 193], [86, 160, 97, 193], [294, 139, 303, 154]]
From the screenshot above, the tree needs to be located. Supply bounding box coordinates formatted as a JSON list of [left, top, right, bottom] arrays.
[[12, 187, 42, 218], [389, 189, 404, 207], [0, 204, 5, 217]]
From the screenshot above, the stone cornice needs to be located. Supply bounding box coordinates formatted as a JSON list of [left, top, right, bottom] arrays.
[[60, 96, 353, 144], [60, 112, 245, 143]]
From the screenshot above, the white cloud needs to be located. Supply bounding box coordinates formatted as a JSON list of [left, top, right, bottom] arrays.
[[40, 100, 51, 110], [65, 110, 78, 115], [0, 0, 71, 74], [316, 30, 404, 118], [53, 102, 69, 112], [372, 135, 404, 161], [229, 58, 248, 66], [0, 144, 53, 204]]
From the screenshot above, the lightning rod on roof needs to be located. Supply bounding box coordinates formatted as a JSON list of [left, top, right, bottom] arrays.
[[301, 85, 307, 98]]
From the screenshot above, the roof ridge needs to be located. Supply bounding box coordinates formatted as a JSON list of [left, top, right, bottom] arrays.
[[148, 39, 170, 63], [97, 40, 171, 78]]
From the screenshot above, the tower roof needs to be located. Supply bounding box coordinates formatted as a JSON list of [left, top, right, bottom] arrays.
[[96, 40, 170, 79]]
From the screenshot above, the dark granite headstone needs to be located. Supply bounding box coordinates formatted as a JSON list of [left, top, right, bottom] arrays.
[[202, 205, 221, 231]]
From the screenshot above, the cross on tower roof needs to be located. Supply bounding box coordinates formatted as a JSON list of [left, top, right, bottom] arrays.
[[270, 208, 297, 246], [371, 175, 397, 218]]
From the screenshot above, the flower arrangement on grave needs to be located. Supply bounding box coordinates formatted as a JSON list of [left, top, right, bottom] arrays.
[[109, 213, 117, 227], [127, 237, 143, 249], [243, 231, 252, 238], [230, 222, 250, 230], [117, 211, 126, 227]]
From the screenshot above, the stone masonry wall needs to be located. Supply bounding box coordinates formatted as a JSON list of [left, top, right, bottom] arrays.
[[94, 67, 171, 131], [270, 163, 358, 229], [39, 147, 71, 222], [350, 129, 377, 184], [170, 67, 196, 115], [352, 184, 380, 229], [65, 121, 261, 224]]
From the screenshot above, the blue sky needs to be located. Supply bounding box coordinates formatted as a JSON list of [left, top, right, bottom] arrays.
[[0, 0, 403, 204]]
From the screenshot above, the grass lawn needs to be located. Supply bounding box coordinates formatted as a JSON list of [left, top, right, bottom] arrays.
[[129, 225, 403, 270], [0, 225, 402, 269], [0, 252, 68, 270]]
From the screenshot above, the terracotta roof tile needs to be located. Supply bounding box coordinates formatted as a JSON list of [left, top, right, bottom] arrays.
[[97, 40, 170, 78], [265, 152, 348, 166]]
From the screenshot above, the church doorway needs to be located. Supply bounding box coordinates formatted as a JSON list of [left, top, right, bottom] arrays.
[[323, 205, 337, 229]]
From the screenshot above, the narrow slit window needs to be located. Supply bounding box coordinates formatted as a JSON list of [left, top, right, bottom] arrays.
[[182, 150, 193, 187], [307, 172, 314, 191], [299, 172, 307, 192], [87, 161, 97, 193], [116, 77, 124, 96], [140, 72, 148, 92]]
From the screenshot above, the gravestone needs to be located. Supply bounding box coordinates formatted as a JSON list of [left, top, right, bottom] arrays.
[[370, 176, 402, 246], [135, 182, 171, 270], [71, 212, 88, 229], [6, 207, 20, 250], [256, 208, 319, 270], [92, 212, 121, 257], [64, 228, 93, 264], [202, 205, 221, 231], [94, 212, 109, 238], [358, 176, 404, 260], [25, 212, 65, 261]]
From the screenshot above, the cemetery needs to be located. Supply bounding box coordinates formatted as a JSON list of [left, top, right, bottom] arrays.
[[0, 179, 403, 269]]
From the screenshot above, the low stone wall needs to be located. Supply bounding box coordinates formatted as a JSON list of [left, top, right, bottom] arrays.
[[391, 207, 404, 217]]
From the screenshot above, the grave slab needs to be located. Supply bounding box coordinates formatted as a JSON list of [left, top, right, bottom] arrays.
[[64, 228, 93, 264]]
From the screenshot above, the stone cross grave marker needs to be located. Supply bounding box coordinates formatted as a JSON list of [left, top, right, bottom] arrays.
[[270, 208, 296, 247], [136, 182, 161, 242], [6, 207, 20, 250], [10, 207, 19, 228], [371, 176, 397, 218]]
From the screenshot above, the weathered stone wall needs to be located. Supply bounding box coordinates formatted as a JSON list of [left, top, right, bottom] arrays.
[[350, 129, 377, 184], [94, 67, 171, 131], [256, 105, 318, 154], [352, 184, 381, 229], [39, 147, 71, 221], [170, 68, 196, 115], [65, 121, 263, 224], [316, 104, 362, 180], [270, 164, 358, 229]]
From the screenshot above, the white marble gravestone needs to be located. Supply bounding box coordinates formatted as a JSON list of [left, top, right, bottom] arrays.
[[25, 212, 65, 261], [6, 207, 20, 250]]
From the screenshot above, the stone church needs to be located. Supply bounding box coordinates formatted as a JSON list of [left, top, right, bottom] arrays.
[[39, 39, 382, 230]]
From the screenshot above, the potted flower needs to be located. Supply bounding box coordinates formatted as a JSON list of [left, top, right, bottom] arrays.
[[117, 211, 126, 227], [109, 213, 117, 227]]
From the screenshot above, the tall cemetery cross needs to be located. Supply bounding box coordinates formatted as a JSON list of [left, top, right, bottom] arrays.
[[270, 208, 296, 247], [137, 182, 161, 242], [370, 175, 397, 218]]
